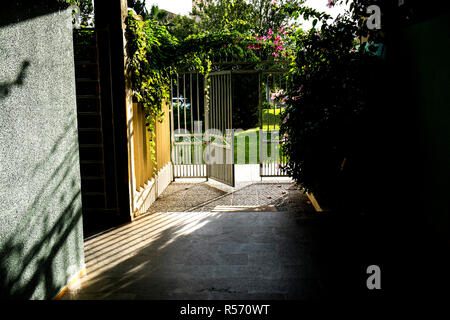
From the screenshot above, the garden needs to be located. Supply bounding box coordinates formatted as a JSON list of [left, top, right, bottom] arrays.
[[123, 0, 386, 211], [39, 0, 385, 211]]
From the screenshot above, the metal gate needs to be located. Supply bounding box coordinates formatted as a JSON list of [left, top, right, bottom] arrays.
[[259, 72, 288, 177], [171, 73, 207, 178], [171, 69, 288, 186], [205, 71, 235, 187]]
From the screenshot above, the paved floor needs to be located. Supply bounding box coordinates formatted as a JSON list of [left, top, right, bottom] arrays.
[[60, 177, 450, 301], [145, 179, 314, 215], [62, 180, 321, 300]]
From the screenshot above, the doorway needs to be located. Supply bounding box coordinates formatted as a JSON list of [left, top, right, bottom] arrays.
[[170, 69, 289, 188]]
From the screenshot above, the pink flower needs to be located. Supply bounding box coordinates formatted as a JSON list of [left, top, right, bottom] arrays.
[[291, 96, 300, 101], [272, 1, 277, 5], [271, 89, 284, 99], [297, 85, 303, 93], [326, 0, 334, 8], [272, 52, 278, 57]]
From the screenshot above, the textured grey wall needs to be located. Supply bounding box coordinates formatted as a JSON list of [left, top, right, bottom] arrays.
[[0, 8, 85, 299], [402, 14, 450, 241]]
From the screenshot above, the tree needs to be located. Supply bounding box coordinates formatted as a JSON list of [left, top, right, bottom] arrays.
[[279, 0, 386, 212], [192, 0, 306, 35], [246, 0, 306, 34], [64, 0, 95, 27], [166, 14, 198, 40], [128, 0, 151, 20], [192, 0, 255, 33], [148, 4, 171, 24]]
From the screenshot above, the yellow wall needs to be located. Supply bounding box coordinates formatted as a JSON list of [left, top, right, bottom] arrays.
[[132, 101, 171, 190], [129, 101, 172, 218]]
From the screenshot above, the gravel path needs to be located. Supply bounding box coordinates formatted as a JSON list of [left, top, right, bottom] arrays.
[[144, 180, 315, 215]]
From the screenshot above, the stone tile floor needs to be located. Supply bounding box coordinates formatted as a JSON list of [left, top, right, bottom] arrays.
[[145, 179, 315, 215], [62, 180, 322, 300]]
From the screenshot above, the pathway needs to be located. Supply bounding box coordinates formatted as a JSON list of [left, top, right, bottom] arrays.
[[62, 178, 324, 300]]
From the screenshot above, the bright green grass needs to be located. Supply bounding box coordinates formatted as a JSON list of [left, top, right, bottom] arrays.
[[173, 108, 286, 164], [262, 108, 282, 131], [234, 127, 285, 164]]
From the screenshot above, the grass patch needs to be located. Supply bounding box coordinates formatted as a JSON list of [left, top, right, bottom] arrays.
[[234, 128, 285, 164], [172, 108, 285, 165], [262, 108, 283, 130]]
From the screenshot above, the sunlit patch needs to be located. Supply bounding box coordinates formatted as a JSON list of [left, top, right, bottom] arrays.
[[212, 205, 277, 212], [82, 210, 222, 278]]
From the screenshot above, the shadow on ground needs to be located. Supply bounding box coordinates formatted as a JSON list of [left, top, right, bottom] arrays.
[[63, 180, 450, 301], [64, 208, 325, 300]]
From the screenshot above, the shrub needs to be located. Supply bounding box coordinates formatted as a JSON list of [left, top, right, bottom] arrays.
[[280, 0, 385, 211]]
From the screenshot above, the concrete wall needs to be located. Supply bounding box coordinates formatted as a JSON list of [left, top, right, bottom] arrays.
[[401, 14, 450, 243], [384, 13, 450, 245], [0, 8, 85, 299]]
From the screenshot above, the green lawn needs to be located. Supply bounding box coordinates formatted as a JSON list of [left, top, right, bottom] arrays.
[[234, 128, 259, 164], [232, 108, 285, 163], [234, 127, 285, 164], [262, 107, 282, 131], [173, 109, 285, 164]]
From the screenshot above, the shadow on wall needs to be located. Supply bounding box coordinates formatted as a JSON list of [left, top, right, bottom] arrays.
[[0, 61, 31, 99], [0, 116, 84, 299], [0, 1, 86, 299]]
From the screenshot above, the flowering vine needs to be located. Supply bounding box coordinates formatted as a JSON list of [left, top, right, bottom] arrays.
[[247, 24, 295, 57]]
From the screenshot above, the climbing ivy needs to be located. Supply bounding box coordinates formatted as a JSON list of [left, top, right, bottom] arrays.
[[126, 13, 176, 167], [124, 1, 310, 170], [126, 11, 249, 168], [125, 9, 282, 168]]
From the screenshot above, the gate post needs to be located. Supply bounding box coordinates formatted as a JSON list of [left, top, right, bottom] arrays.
[[258, 71, 263, 181]]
